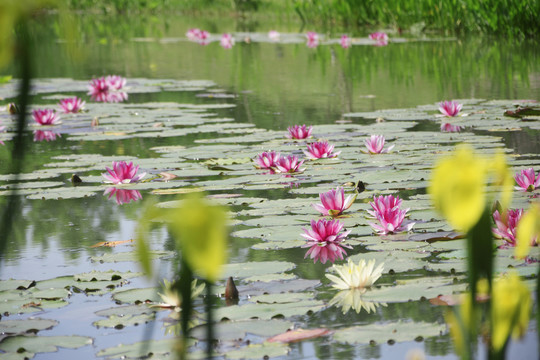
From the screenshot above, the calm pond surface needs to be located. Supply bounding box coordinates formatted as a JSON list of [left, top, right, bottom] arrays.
[[0, 14, 538, 360]]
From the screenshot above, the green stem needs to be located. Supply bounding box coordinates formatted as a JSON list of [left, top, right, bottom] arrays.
[[205, 281, 214, 359]]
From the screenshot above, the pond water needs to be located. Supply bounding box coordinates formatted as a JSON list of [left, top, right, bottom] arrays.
[[0, 14, 538, 360]]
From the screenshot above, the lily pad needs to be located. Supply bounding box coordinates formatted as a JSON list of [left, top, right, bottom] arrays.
[[333, 321, 446, 344], [222, 261, 295, 279]]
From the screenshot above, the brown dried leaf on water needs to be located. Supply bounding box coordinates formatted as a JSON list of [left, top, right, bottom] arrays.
[[267, 328, 331, 343], [429, 294, 461, 306], [158, 172, 177, 181], [90, 239, 134, 248]]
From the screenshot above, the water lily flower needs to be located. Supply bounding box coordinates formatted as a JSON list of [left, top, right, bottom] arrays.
[[32, 109, 60, 126], [304, 141, 340, 160], [340, 35, 351, 49], [367, 194, 414, 235], [326, 258, 384, 291], [313, 186, 356, 217], [364, 135, 394, 154], [328, 289, 386, 314], [254, 151, 280, 170], [438, 100, 462, 117], [186, 28, 202, 41], [104, 188, 143, 205], [306, 32, 319, 48], [301, 218, 352, 264], [102, 161, 146, 184], [105, 75, 126, 90], [275, 155, 305, 174], [440, 123, 464, 133], [220, 33, 235, 49], [153, 279, 205, 311], [514, 168, 540, 192], [88, 77, 109, 94], [268, 30, 280, 41], [369, 32, 388, 46], [287, 124, 313, 139], [59, 97, 85, 113], [33, 130, 61, 142], [492, 209, 523, 246]]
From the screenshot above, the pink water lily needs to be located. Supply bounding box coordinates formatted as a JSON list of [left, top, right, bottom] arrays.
[[88, 77, 109, 94], [340, 35, 351, 49], [268, 30, 280, 41], [364, 135, 394, 154], [220, 33, 235, 49], [104, 188, 143, 205], [313, 187, 356, 217], [0, 123, 5, 145], [306, 32, 319, 48], [367, 195, 414, 235], [438, 100, 462, 117], [59, 97, 85, 113], [254, 151, 280, 170], [33, 109, 60, 126], [275, 155, 305, 174], [33, 130, 61, 142], [369, 32, 388, 46], [186, 28, 209, 44], [440, 123, 464, 133], [287, 124, 313, 139], [304, 141, 340, 160], [514, 168, 540, 192], [492, 209, 523, 246], [301, 219, 352, 264], [105, 75, 126, 90], [102, 161, 146, 184]]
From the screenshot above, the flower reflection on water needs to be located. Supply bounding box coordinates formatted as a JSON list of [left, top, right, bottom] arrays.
[[104, 188, 143, 205], [329, 289, 387, 314], [33, 130, 61, 142]]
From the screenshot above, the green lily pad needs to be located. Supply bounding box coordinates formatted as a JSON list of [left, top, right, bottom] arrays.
[[190, 319, 293, 341], [0, 319, 58, 334], [333, 321, 446, 345], [96, 338, 178, 359], [91, 250, 174, 263], [222, 261, 295, 279], [224, 342, 290, 359], [214, 299, 325, 321], [112, 287, 160, 304]]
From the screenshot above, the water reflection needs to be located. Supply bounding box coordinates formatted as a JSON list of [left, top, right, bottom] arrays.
[[104, 188, 143, 205], [329, 289, 387, 314], [33, 129, 61, 142], [89, 90, 128, 103]]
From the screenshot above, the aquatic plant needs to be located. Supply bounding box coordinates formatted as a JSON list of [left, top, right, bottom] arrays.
[[0, 123, 4, 145], [32, 109, 60, 125], [301, 218, 351, 264], [253, 151, 280, 171], [59, 97, 85, 113], [368, 194, 414, 234], [514, 168, 540, 192], [102, 161, 146, 184], [312, 186, 356, 217], [104, 91, 128, 103], [268, 30, 280, 41], [88, 77, 109, 94], [220, 33, 235, 49], [287, 124, 312, 139], [438, 100, 462, 117], [492, 208, 525, 247], [440, 123, 464, 132], [326, 258, 384, 291], [104, 188, 143, 205], [33, 130, 60, 142], [340, 35, 351, 49], [304, 141, 340, 160], [306, 31, 319, 48], [105, 75, 126, 90], [369, 32, 388, 46], [515, 203, 540, 259], [275, 154, 305, 174], [363, 135, 394, 154], [186, 28, 209, 44]]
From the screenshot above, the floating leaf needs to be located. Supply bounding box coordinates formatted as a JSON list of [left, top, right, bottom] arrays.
[[267, 328, 331, 343]]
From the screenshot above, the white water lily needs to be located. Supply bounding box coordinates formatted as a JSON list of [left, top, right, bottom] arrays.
[[326, 258, 384, 291], [154, 279, 205, 311]]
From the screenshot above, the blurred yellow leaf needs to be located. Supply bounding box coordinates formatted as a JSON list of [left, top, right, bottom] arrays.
[[515, 203, 540, 259], [491, 272, 531, 352], [167, 194, 228, 282]]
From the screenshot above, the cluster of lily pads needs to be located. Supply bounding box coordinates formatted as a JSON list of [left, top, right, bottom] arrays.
[[186, 28, 390, 49]]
